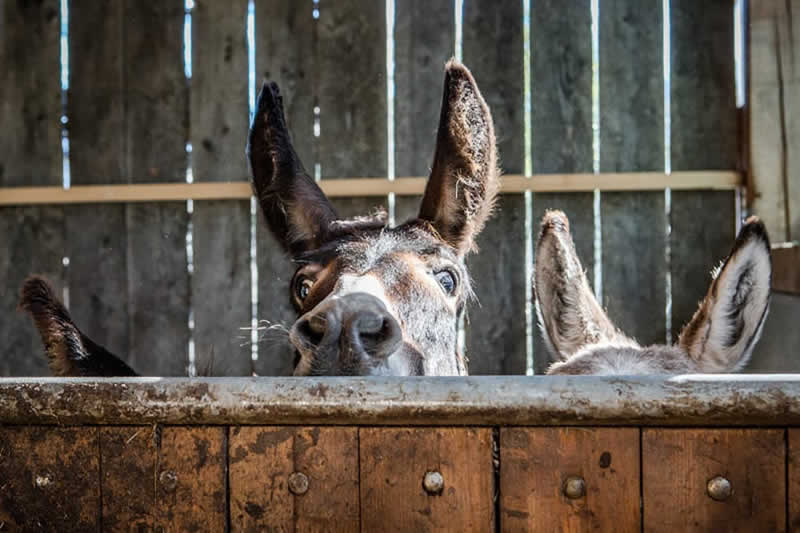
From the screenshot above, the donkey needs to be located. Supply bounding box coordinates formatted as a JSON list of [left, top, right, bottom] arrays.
[[20, 60, 500, 377], [535, 210, 772, 375]]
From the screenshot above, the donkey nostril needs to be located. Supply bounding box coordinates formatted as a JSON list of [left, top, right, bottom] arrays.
[[297, 317, 325, 348]]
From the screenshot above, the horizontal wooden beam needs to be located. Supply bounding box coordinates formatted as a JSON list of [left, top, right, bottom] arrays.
[[0, 375, 798, 426], [0, 171, 741, 205]]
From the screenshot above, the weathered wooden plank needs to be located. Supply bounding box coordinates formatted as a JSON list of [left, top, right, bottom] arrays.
[[100, 426, 226, 531], [318, 0, 388, 220], [66, 0, 129, 367], [642, 428, 785, 532], [229, 426, 359, 532], [670, 0, 738, 343], [789, 427, 800, 530], [190, 0, 251, 376], [0, 0, 63, 376], [463, 0, 526, 375], [125, 1, 189, 376], [599, 0, 666, 346], [253, 0, 317, 376], [0, 426, 99, 531], [773, 244, 800, 295], [531, 0, 594, 374], [393, 0, 454, 224], [360, 427, 494, 531], [500, 427, 640, 532]]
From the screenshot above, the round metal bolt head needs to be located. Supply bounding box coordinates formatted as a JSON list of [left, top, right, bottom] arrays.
[[159, 470, 178, 493], [423, 471, 444, 495], [707, 476, 732, 501], [288, 472, 309, 495], [563, 476, 586, 499]]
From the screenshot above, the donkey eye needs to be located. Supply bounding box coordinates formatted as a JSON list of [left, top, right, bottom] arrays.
[[296, 277, 314, 301], [434, 270, 457, 295]]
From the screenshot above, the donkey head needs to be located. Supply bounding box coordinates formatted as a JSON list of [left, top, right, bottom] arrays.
[[534, 210, 772, 375], [248, 60, 499, 376]]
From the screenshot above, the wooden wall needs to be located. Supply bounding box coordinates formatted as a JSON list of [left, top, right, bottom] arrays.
[[0, 422, 792, 531], [0, 0, 768, 376]]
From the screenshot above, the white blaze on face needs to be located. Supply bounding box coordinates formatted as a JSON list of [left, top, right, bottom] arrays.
[[329, 273, 398, 319]]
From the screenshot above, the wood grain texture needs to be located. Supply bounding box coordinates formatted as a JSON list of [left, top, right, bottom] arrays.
[[789, 427, 800, 531], [360, 427, 494, 532], [670, 0, 738, 345], [125, 1, 189, 375], [253, 0, 317, 376], [500, 427, 640, 533], [0, 0, 63, 376], [599, 0, 666, 346], [0, 426, 99, 531], [773, 244, 800, 295], [190, 0, 251, 376], [393, 0, 454, 225], [66, 0, 130, 366], [531, 0, 594, 374], [318, 0, 387, 220], [229, 426, 359, 532], [101, 426, 226, 531], [463, 0, 526, 375], [642, 428, 785, 532]]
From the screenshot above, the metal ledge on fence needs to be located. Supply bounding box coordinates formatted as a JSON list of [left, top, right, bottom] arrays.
[[1, 375, 798, 426]]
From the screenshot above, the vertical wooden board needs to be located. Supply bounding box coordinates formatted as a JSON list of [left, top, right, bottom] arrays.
[[500, 427, 640, 532], [100, 426, 158, 530], [531, 0, 594, 374], [157, 426, 227, 530], [599, 0, 665, 346], [789, 428, 800, 530], [670, 0, 738, 342], [0, 426, 99, 531], [393, 0, 454, 224], [463, 0, 526, 375], [253, 0, 316, 376], [0, 0, 63, 376], [749, 1, 789, 241], [191, 0, 251, 376], [786, 1, 800, 243], [360, 427, 494, 532], [601, 191, 666, 344], [66, 0, 129, 362], [642, 429, 785, 532], [317, 0, 387, 219], [229, 426, 359, 532], [124, 1, 189, 375]]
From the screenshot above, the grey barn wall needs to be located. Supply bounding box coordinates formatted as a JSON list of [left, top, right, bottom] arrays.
[[0, 0, 759, 376]]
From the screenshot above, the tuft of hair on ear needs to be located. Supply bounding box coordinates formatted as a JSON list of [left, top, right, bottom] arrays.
[[418, 59, 501, 256], [18, 275, 137, 377], [678, 216, 772, 372], [534, 210, 636, 361]]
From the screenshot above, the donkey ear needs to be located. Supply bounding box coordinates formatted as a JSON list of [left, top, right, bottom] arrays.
[[418, 60, 500, 256], [247, 82, 338, 256], [678, 217, 772, 372], [534, 211, 636, 360]]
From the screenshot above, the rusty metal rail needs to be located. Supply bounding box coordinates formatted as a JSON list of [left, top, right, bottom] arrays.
[[1, 375, 799, 426]]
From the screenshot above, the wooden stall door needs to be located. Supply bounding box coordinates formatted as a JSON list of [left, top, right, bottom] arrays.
[[360, 427, 495, 532], [500, 427, 640, 533], [229, 426, 359, 533], [642, 429, 785, 532]]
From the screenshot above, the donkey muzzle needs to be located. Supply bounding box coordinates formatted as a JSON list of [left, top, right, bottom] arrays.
[[290, 292, 402, 374]]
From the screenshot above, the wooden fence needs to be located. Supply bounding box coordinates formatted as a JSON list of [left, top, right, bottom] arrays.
[[1, 0, 795, 376], [1, 376, 799, 531]]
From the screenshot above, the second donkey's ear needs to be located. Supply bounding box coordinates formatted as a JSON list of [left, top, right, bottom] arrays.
[[418, 60, 500, 256], [247, 82, 339, 256]]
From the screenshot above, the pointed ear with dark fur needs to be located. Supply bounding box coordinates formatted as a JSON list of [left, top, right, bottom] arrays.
[[678, 217, 772, 372], [534, 210, 636, 360], [18, 276, 137, 377], [247, 82, 339, 256], [417, 60, 500, 256]]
